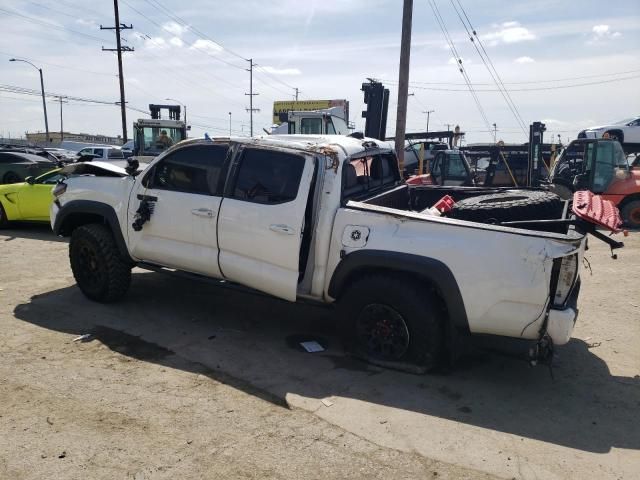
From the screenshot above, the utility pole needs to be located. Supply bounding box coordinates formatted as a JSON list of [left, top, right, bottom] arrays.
[[492, 123, 497, 143], [394, 0, 413, 177], [101, 0, 133, 142], [245, 58, 260, 137], [423, 109, 434, 133], [57, 96, 67, 141], [295, 87, 300, 101], [228, 112, 232, 136]]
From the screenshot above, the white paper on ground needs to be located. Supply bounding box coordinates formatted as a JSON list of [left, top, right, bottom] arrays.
[[300, 341, 324, 353]]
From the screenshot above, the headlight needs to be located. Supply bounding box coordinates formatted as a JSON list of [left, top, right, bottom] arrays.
[[552, 254, 578, 307]]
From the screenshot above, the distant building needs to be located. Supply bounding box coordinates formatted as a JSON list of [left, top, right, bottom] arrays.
[[25, 131, 122, 146]]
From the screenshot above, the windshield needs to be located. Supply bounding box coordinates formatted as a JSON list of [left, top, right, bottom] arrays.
[[35, 169, 63, 184], [330, 116, 349, 135], [614, 118, 636, 125], [138, 126, 184, 156]]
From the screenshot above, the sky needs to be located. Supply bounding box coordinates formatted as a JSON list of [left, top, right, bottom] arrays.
[[1, 0, 639, 144]]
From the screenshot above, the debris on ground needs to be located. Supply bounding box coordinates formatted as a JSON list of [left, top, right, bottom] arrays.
[[72, 334, 93, 343], [321, 398, 334, 407], [300, 340, 325, 353]]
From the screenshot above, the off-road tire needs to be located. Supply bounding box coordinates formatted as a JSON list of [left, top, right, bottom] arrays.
[[621, 200, 640, 229], [2, 171, 21, 184], [69, 224, 131, 302], [0, 202, 9, 228], [448, 190, 563, 224], [339, 274, 444, 371]]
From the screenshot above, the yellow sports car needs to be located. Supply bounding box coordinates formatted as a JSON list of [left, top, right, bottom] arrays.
[[0, 169, 63, 227]]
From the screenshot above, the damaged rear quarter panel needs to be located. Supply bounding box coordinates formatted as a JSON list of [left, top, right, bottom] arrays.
[[326, 206, 583, 339]]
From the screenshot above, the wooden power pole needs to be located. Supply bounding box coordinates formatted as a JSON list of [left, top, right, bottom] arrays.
[[394, 0, 413, 178], [101, 0, 133, 142]]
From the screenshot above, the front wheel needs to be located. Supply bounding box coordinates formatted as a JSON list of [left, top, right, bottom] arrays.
[[69, 224, 131, 302], [339, 274, 444, 370], [621, 200, 640, 229]]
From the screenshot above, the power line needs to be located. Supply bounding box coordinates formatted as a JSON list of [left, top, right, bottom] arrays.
[[0, 51, 116, 77], [449, 0, 527, 135], [0, 6, 109, 43], [386, 74, 640, 91], [143, 0, 247, 61], [405, 69, 640, 86], [128, 0, 300, 99], [131, 0, 246, 70], [427, 0, 492, 135]]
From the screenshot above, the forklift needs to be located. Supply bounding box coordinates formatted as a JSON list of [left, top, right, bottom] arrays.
[[549, 138, 640, 227]]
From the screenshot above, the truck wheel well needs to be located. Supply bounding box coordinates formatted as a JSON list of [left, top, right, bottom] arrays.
[[618, 193, 640, 209], [59, 212, 107, 236], [329, 250, 469, 334]]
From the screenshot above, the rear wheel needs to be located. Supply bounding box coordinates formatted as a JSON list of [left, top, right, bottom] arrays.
[[2, 171, 21, 184], [340, 274, 444, 370], [621, 200, 640, 229], [69, 224, 131, 302]]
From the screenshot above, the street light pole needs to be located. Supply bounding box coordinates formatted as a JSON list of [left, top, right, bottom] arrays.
[[10, 58, 50, 143]]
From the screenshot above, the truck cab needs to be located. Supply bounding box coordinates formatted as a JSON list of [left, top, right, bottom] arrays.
[[271, 108, 349, 136], [132, 119, 187, 163]]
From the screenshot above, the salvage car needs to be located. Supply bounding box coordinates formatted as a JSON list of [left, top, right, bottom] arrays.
[[50, 135, 624, 370], [0, 151, 57, 184], [0, 168, 63, 227], [579, 116, 640, 145]]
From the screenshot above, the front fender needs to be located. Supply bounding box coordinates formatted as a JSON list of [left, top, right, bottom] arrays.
[[53, 200, 133, 263]]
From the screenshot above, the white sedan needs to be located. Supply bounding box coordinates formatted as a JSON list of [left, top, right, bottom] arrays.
[[579, 116, 640, 144]]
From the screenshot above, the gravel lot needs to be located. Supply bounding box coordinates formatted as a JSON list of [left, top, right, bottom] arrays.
[[1, 224, 638, 479]]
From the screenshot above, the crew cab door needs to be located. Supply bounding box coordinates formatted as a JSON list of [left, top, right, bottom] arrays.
[[126, 143, 228, 277], [217, 147, 316, 301]]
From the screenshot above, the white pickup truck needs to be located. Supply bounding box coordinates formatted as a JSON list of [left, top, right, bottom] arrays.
[[50, 135, 621, 370]]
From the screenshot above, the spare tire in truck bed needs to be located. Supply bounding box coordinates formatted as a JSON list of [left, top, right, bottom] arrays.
[[447, 190, 563, 224]]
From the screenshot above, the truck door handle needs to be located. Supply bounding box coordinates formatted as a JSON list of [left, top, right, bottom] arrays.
[[191, 208, 214, 218], [269, 224, 295, 235]]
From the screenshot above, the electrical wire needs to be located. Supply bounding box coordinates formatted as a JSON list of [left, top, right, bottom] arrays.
[[0, 6, 109, 43], [427, 0, 493, 136], [404, 69, 640, 86], [450, 0, 528, 135], [386, 74, 640, 91]]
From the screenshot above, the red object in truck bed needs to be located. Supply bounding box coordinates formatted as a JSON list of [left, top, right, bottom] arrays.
[[572, 190, 623, 233]]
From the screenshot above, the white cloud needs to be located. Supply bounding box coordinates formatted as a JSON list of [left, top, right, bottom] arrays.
[[482, 21, 536, 46], [163, 21, 188, 37], [190, 39, 223, 53], [169, 37, 184, 47], [589, 24, 622, 43], [592, 24, 610, 36], [145, 37, 168, 49], [75, 18, 96, 28], [256, 66, 301, 76], [515, 56, 535, 64]]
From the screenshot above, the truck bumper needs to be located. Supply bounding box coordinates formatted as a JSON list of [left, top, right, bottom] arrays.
[[545, 307, 578, 345]]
